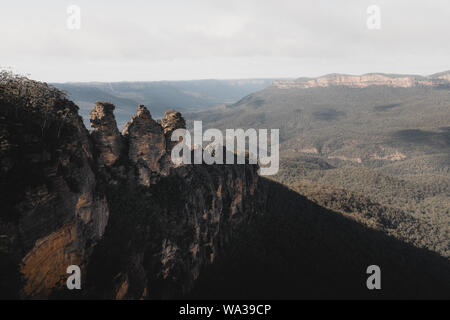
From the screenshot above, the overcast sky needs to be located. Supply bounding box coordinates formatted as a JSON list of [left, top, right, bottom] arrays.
[[1, 0, 449, 82]]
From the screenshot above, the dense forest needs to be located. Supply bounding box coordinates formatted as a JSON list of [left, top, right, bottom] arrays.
[[189, 83, 450, 260]]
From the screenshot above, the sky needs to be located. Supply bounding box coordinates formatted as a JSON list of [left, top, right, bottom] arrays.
[[1, 0, 449, 82]]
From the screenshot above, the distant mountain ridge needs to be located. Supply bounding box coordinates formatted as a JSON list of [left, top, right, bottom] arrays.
[[189, 74, 450, 259], [272, 71, 450, 89], [52, 79, 280, 129]]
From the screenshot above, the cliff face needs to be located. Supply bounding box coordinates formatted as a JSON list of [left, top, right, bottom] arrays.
[[90, 102, 124, 167], [86, 161, 262, 299], [0, 75, 109, 298], [160, 109, 186, 153], [0, 74, 262, 299], [121, 105, 167, 185], [86, 102, 262, 299], [272, 72, 450, 89]]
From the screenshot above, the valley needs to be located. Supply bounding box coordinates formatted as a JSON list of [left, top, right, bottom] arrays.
[[187, 71, 450, 259]]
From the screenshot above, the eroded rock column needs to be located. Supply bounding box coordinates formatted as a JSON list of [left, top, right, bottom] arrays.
[[90, 102, 124, 167], [122, 105, 166, 186]]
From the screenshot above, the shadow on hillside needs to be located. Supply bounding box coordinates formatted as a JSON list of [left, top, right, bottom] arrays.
[[187, 178, 450, 299], [312, 108, 346, 121], [373, 103, 402, 112], [393, 128, 450, 147]]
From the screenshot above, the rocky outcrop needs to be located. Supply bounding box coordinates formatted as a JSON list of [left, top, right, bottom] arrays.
[[0, 74, 261, 299], [273, 72, 450, 89], [90, 102, 124, 167], [368, 151, 407, 161], [122, 105, 166, 186], [160, 109, 186, 151], [85, 104, 262, 299], [298, 147, 319, 154], [0, 75, 109, 298], [327, 155, 362, 164]]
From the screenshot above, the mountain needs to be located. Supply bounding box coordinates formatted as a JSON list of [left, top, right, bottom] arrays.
[[53, 79, 279, 129], [187, 71, 450, 258], [271, 71, 450, 89], [189, 74, 450, 159], [1, 72, 449, 299]]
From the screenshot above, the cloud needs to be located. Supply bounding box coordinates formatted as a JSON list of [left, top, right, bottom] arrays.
[[1, 0, 449, 81]]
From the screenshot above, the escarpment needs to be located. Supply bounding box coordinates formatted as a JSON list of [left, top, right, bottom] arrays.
[[85, 103, 263, 299], [0, 75, 262, 299], [86, 158, 262, 299], [272, 71, 450, 89], [0, 76, 109, 298]]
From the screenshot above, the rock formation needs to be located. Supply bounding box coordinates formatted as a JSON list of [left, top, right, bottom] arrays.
[[0, 74, 261, 299], [160, 109, 186, 149], [0, 76, 109, 298], [88, 103, 262, 299], [272, 71, 450, 89], [90, 102, 124, 167], [85, 103, 262, 298], [122, 105, 167, 185]]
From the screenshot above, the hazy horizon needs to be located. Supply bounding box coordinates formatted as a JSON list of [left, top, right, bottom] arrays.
[[48, 70, 449, 85]]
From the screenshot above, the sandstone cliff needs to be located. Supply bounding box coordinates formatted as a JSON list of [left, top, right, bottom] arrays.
[[272, 71, 450, 89], [122, 104, 166, 185], [85, 102, 262, 299], [0, 74, 109, 298], [0, 74, 262, 299], [86, 159, 261, 299], [90, 102, 124, 167]]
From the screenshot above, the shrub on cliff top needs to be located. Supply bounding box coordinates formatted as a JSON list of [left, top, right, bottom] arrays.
[[0, 70, 79, 138]]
